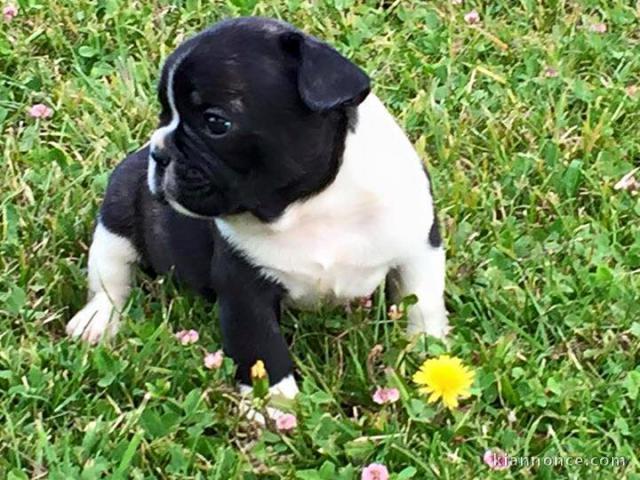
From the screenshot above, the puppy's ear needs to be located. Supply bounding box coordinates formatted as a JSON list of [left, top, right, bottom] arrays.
[[280, 32, 371, 112]]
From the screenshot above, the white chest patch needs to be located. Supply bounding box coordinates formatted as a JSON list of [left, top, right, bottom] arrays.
[[218, 206, 393, 306], [215, 94, 435, 308]]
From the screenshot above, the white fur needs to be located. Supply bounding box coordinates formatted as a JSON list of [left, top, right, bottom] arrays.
[[146, 157, 157, 195], [66, 223, 138, 343], [238, 374, 299, 424], [166, 196, 207, 218], [268, 374, 299, 399], [238, 374, 299, 400], [397, 245, 449, 338], [148, 49, 191, 195], [216, 94, 448, 337]]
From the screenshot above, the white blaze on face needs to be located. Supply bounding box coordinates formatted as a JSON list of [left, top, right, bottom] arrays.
[[147, 48, 191, 195], [146, 156, 157, 194]]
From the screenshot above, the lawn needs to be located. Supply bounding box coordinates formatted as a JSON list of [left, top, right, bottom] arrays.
[[1, 0, 639, 478]]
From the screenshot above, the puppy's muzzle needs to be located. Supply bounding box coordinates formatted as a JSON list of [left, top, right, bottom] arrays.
[[150, 149, 172, 168]]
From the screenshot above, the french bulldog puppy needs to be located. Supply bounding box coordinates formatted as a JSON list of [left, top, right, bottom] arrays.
[[67, 17, 448, 402]]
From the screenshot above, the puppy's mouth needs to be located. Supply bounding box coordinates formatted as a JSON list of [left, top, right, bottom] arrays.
[[148, 158, 215, 220], [165, 194, 213, 219]]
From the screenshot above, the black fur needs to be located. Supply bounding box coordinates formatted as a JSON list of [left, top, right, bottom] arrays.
[[211, 238, 292, 385], [421, 164, 442, 248], [428, 212, 442, 248]]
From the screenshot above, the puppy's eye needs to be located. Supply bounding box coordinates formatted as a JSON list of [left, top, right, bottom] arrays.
[[204, 110, 232, 136]]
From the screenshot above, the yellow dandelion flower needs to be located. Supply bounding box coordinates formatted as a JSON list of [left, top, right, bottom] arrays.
[[250, 360, 267, 380], [412, 355, 475, 409]]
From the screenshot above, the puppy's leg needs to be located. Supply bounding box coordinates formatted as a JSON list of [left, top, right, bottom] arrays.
[[217, 289, 297, 398], [66, 222, 138, 343], [67, 148, 149, 343], [219, 291, 298, 422], [212, 240, 298, 418], [393, 242, 449, 339]]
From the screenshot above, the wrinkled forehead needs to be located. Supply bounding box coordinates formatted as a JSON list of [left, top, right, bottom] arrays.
[[159, 19, 299, 111]]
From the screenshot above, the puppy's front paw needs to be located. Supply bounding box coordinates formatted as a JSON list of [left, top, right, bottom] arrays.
[[66, 293, 121, 344], [238, 375, 299, 426], [407, 307, 450, 340]]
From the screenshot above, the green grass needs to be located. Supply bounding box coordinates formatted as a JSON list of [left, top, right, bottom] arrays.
[[1, 0, 640, 478]]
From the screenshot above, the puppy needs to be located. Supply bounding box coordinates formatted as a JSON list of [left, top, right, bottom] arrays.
[[67, 17, 448, 401]]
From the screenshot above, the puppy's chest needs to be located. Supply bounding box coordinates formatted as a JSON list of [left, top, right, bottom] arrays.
[[217, 214, 395, 306]]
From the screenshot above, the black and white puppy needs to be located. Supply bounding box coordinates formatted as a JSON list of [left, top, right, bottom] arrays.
[[67, 17, 448, 401]]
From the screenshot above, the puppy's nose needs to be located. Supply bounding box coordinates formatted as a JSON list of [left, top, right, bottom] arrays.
[[151, 149, 172, 168]]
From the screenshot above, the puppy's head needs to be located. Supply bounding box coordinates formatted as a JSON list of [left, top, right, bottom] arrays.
[[148, 17, 370, 221]]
